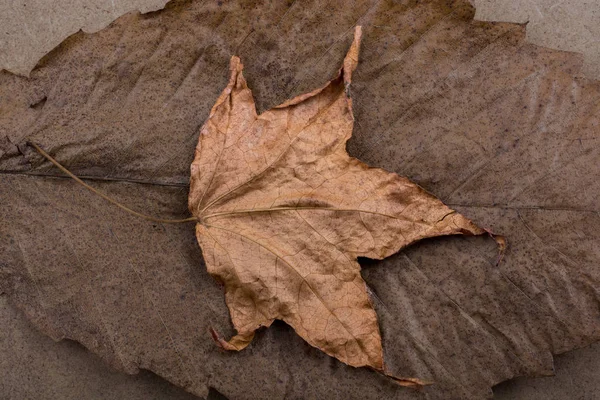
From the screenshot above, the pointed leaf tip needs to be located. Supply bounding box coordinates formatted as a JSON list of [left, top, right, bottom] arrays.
[[343, 26, 362, 85]]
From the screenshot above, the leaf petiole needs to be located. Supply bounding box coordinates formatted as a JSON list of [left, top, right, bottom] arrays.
[[28, 142, 198, 224]]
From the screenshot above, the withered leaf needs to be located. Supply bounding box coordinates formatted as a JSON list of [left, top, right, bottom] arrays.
[[189, 26, 483, 384], [1, 1, 599, 399]]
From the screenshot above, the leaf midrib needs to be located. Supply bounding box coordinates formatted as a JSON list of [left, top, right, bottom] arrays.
[[4, 172, 598, 214], [201, 206, 440, 226]]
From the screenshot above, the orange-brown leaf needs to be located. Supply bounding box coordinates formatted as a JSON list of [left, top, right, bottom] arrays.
[[188, 26, 484, 382]]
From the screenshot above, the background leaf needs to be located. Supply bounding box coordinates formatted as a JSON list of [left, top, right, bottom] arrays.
[[1, 1, 598, 399]]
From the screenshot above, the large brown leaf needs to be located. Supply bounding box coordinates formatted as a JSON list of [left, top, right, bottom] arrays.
[[1, 0, 599, 399], [189, 27, 482, 384]]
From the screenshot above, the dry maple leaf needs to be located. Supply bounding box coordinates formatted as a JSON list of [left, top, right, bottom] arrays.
[[4, 1, 599, 399], [188, 26, 484, 385]]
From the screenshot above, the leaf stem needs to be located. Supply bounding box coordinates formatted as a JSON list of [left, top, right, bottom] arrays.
[[28, 142, 197, 224]]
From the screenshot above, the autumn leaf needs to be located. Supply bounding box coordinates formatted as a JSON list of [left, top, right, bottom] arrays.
[[189, 26, 484, 385], [1, 1, 599, 399]]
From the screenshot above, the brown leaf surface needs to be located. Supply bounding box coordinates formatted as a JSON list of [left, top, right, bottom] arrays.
[[189, 26, 483, 383], [0, 1, 599, 399]]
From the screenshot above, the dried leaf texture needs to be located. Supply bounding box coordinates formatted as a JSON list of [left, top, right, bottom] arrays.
[[189, 27, 482, 379], [1, 1, 599, 399]]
